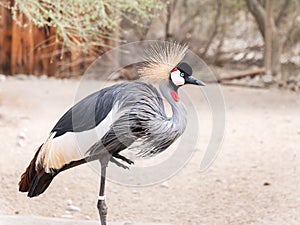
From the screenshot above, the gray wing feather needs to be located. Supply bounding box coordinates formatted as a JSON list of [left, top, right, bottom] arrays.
[[51, 83, 127, 138]]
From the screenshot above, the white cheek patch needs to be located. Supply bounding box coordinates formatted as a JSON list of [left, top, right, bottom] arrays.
[[170, 70, 185, 86]]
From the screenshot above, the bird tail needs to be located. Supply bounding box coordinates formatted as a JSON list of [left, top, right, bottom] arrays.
[[18, 144, 56, 197]]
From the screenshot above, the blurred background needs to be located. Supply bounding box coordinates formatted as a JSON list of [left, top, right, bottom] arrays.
[[0, 1, 299, 225], [0, 0, 299, 87]]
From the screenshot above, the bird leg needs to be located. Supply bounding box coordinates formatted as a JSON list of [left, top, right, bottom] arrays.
[[97, 157, 109, 225]]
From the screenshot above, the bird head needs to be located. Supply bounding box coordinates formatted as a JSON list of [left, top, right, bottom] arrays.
[[138, 42, 206, 91], [169, 62, 206, 87]]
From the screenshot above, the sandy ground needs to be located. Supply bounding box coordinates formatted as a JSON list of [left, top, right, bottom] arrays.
[[0, 77, 299, 225]]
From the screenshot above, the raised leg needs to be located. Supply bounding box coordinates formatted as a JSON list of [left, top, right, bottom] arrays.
[[97, 158, 109, 225]]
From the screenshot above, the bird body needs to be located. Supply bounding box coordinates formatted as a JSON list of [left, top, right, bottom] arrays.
[[19, 43, 205, 225], [42, 80, 188, 169]]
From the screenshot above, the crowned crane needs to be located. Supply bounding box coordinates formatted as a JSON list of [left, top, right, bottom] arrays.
[[18, 43, 205, 225]]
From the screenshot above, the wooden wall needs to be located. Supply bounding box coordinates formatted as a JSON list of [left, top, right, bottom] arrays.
[[0, 3, 107, 77]]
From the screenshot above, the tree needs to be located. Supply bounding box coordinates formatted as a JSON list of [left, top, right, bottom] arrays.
[[0, 0, 164, 76], [8, 0, 163, 53], [245, 0, 299, 79]]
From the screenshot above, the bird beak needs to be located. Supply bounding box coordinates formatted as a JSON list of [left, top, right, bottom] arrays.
[[185, 76, 206, 86]]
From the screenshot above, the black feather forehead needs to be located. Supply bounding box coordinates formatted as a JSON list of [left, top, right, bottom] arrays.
[[177, 62, 193, 76]]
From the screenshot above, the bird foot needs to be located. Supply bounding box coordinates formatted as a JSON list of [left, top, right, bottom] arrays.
[[97, 200, 107, 225], [110, 157, 129, 169], [114, 153, 135, 165]]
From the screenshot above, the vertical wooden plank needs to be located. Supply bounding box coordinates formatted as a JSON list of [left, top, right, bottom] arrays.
[[26, 22, 34, 74], [11, 10, 34, 75], [10, 9, 22, 74], [46, 27, 58, 76], [0, 0, 13, 75], [32, 26, 45, 75], [70, 48, 83, 77], [32, 25, 57, 76], [1, 2, 111, 77]]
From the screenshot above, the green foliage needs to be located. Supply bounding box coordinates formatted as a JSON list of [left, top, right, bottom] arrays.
[[10, 0, 164, 52]]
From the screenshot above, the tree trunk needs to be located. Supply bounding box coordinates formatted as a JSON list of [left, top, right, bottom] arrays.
[[201, 0, 222, 58], [271, 31, 282, 79], [165, 0, 178, 41], [264, 0, 272, 76], [245, 0, 282, 79]]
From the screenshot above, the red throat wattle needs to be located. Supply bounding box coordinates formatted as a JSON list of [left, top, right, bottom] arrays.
[[171, 90, 180, 102]]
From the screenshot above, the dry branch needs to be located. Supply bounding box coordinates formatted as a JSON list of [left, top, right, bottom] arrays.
[[220, 81, 266, 89], [218, 68, 265, 82]]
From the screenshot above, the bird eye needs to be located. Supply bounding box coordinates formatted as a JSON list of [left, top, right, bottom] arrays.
[[180, 72, 185, 77]]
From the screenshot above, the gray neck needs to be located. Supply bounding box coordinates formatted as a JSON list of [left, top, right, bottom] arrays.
[[159, 80, 187, 132]]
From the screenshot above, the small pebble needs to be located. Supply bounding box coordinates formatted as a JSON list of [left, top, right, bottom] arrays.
[[28, 75, 38, 80], [124, 222, 133, 225], [263, 74, 273, 83], [40, 74, 48, 80], [263, 182, 271, 186], [17, 131, 27, 147], [15, 74, 28, 80], [160, 181, 169, 188], [111, 188, 118, 193], [66, 205, 81, 212], [0, 74, 6, 82], [18, 131, 26, 140], [17, 140, 25, 147], [132, 189, 139, 194], [65, 199, 73, 206]]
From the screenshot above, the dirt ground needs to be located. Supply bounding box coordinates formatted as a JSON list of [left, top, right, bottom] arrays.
[[0, 77, 299, 225]]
